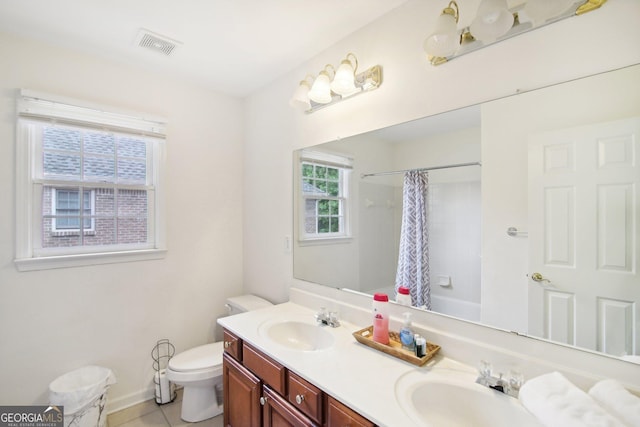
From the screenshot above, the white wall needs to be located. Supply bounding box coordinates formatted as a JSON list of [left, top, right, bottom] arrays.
[[0, 32, 245, 409]]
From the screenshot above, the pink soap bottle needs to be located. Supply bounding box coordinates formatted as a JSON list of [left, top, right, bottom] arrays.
[[372, 293, 390, 344]]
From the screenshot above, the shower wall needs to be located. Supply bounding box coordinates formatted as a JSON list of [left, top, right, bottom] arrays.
[[392, 126, 482, 320], [427, 180, 481, 321]]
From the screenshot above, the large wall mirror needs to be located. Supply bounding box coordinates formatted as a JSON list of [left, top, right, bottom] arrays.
[[293, 63, 640, 362]]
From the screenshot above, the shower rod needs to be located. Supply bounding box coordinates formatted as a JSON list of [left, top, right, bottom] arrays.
[[360, 161, 481, 178]]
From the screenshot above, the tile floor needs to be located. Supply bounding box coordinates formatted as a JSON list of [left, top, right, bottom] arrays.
[[107, 390, 223, 427]]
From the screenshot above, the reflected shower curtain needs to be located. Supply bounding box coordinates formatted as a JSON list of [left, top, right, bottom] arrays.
[[395, 170, 431, 309]]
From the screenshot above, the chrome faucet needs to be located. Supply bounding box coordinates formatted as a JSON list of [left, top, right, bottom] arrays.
[[315, 307, 340, 327], [475, 360, 523, 398]]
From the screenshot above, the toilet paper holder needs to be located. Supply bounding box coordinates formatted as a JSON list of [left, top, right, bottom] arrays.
[[151, 339, 177, 405]]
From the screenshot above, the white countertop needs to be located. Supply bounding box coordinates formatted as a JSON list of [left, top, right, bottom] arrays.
[[217, 301, 476, 427]]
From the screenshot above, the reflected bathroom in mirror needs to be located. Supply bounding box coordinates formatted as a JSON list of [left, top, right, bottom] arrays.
[[293, 63, 640, 363]]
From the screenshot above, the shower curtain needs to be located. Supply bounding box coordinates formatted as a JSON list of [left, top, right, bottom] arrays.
[[395, 170, 431, 309]]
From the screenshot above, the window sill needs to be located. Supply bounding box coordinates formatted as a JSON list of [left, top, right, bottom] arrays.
[[298, 236, 353, 246], [14, 248, 167, 271], [51, 230, 96, 237]]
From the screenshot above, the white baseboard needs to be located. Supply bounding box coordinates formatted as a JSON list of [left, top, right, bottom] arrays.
[[106, 387, 155, 414]]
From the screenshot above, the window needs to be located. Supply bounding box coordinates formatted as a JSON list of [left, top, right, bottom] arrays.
[[298, 150, 352, 241], [15, 90, 167, 270], [51, 188, 95, 232]]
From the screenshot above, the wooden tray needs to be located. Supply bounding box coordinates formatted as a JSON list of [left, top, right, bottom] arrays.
[[352, 325, 440, 366]]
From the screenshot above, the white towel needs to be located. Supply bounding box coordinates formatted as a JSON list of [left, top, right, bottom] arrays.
[[519, 371, 626, 427], [621, 355, 640, 364], [589, 379, 640, 427]]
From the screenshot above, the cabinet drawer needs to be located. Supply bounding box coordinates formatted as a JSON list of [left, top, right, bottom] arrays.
[[243, 343, 287, 395], [287, 371, 323, 425], [326, 396, 375, 427], [262, 386, 318, 427], [223, 329, 242, 361]]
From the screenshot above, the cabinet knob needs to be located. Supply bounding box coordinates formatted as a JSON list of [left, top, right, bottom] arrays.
[[224, 341, 231, 348], [295, 394, 305, 405], [259, 396, 267, 406]]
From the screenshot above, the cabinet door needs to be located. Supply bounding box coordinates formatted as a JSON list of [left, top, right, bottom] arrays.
[[262, 386, 318, 427], [223, 352, 261, 427], [326, 396, 375, 427]]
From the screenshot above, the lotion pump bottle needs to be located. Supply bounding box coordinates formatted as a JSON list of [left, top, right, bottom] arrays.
[[396, 286, 412, 306], [399, 312, 415, 351], [372, 293, 389, 344]]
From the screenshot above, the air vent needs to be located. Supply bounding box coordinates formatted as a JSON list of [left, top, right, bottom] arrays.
[[135, 29, 181, 56]]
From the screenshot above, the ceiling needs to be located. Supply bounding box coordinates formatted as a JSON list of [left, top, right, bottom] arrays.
[[0, 0, 408, 97]]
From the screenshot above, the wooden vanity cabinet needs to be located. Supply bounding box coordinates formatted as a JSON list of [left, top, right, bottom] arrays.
[[287, 372, 323, 425], [326, 396, 376, 427], [244, 343, 287, 395], [222, 328, 376, 427], [223, 329, 242, 361], [262, 385, 318, 427], [222, 352, 261, 427]]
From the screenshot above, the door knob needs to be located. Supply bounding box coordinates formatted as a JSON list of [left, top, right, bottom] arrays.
[[530, 272, 550, 284]]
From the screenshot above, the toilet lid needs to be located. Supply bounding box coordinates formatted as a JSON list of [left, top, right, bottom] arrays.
[[168, 342, 224, 372]]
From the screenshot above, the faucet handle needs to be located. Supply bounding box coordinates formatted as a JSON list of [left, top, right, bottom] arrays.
[[478, 360, 492, 379], [329, 311, 340, 327], [508, 369, 524, 390], [315, 307, 328, 324]]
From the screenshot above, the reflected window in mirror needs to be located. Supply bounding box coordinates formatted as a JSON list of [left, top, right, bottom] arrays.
[[298, 150, 353, 241]]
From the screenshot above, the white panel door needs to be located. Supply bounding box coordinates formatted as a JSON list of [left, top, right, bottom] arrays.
[[528, 117, 640, 356]]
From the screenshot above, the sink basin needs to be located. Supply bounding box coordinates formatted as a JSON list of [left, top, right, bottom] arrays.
[[395, 368, 542, 427], [262, 320, 335, 351]]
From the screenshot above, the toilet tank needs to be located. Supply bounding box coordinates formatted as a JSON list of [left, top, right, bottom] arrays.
[[225, 294, 272, 316]]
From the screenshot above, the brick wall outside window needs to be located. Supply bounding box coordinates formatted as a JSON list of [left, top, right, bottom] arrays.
[[42, 187, 147, 248]]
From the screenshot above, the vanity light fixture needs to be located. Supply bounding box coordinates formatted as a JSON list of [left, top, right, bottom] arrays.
[[469, 0, 514, 43], [289, 53, 382, 113], [424, 0, 608, 66], [423, 1, 461, 58], [289, 75, 314, 111], [308, 65, 335, 104], [331, 53, 359, 96], [523, 0, 575, 27]]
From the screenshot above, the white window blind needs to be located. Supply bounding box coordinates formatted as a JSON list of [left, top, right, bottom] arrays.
[[18, 89, 167, 136]]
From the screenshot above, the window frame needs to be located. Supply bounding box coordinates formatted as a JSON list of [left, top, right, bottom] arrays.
[[297, 149, 353, 243], [15, 90, 167, 271], [51, 188, 96, 233]]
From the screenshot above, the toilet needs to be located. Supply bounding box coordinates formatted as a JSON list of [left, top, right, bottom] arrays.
[[166, 294, 273, 422]]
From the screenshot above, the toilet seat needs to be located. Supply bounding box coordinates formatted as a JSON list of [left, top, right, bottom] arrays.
[[166, 342, 224, 382]]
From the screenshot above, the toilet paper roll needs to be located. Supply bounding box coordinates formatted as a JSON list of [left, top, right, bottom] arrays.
[[154, 369, 173, 404]]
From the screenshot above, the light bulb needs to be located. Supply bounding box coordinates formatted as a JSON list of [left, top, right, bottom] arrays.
[[289, 80, 311, 111], [331, 60, 358, 96], [470, 0, 514, 43], [308, 71, 333, 104], [424, 11, 460, 58], [523, 0, 574, 27]]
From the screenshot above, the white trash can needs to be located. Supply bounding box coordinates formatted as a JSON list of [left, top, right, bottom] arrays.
[[49, 366, 116, 427]]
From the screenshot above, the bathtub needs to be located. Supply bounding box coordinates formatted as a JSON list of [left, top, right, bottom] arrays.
[[366, 285, 480, 322]]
